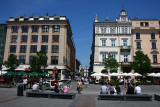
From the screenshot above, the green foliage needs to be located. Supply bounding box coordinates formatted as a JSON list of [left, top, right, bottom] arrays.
[[30, 50, 48, 72], [3, 54, 19, 71], [103, 53, 119, 73], [130, 51, 152, 75]]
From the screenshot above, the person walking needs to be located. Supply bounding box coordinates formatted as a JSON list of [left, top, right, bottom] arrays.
[[84, 77, 89, 88], [100, 82, 108, 94], [77, 79, 83, 94]]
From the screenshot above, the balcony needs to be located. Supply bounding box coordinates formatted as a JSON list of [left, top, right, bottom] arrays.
[[121, 62, 130, 66], [120, 46, 131, 52]]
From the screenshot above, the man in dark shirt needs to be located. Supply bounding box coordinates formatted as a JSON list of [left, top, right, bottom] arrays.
[[54, 83, 60, 93]]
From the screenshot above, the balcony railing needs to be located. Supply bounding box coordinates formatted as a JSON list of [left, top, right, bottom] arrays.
[[120, 46, 131, 51]]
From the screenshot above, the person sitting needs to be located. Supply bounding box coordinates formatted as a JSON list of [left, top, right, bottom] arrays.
[[126, 84, 134, 94], [32, 82, 39, 92], [54, 83, 60, 93], [63, 85, 69, 93], [109, 84, 117, 95], [134, 84, 141, 95], [115, 84, 121, 94], [100, 82, 108, 94]]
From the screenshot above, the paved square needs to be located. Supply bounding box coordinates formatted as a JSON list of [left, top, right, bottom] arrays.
[[0, 81, 160, 107]]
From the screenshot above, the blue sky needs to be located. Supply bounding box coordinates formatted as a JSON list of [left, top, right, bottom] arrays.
[[0, 0, 160, 68]]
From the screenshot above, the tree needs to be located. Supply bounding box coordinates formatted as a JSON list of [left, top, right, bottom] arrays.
[[30, 50, 48, 72], [3, 54, 19, 71], [103, 53, 119, 74], [130, 51, 152, 75]]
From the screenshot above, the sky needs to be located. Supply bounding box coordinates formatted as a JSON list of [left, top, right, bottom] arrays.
[[0, 0, 160, 68]]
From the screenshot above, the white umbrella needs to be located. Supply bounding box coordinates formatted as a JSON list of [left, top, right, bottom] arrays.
[[109, 73, 121, 76], [133, 73, 142, 76], [153, 73, 160, 77], [121, 73, 128, 76], [147, 73, 156, 77], [91, 73, 106, 76]]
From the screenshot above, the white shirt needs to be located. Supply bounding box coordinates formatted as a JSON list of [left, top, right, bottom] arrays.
[[32, 84, 39, 91], [135, 86, 141, 94], [23, 79, 28, 84]]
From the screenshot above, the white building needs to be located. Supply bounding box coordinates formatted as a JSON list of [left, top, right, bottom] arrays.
[[92, 10, 133, 77]]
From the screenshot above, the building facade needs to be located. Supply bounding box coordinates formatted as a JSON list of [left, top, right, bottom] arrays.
[[132, 20, 160, 72], [92, 10, 133, 77], [0, 24, 7, 69], [2, 14, 76, 79]]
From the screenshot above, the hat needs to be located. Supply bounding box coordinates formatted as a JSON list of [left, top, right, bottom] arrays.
[[103, 82, 107, 85]]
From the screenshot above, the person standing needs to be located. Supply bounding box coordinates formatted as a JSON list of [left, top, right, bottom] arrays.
[[77, 79, 83, 94], [134, 84, 141, 95], [127, 78, 131, 87], [100, 82, 108, 94], [23, 77, 28, 90]]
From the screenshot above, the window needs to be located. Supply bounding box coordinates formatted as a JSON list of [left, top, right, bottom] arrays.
[[32, 25, 39, 32], [42, 25, 49, 32], [151, 33, 155, 39], [104, 28, 106, 33], [11, 35, 17, 42], [20, 45, 27, 53], [145, 22, 149, 26], [101, 28, 104, 33], [10, 45, 16, 53], [111, 54, 116, 60], [22, 26, 28, 32], [153, 55, 157, 63], [140, 22, 149, 27], [41, 45, 48, 52], [30, 56, 36, 64], [125, 28, 128, 33], [122, 28, 125, 33], [31, 35, 38, 42], [52, 35, 59, 42], [44, 18, 49, 20], [51, 56, 58, 64], [19, 56, 26, 64], [52, 45, 59, 53], [123, 40, 127, 46], [136, 33, 140, 39], [111, 40, 115, 46], [140, 22, 143, 26], [24, 18, 28, 21], [137, 42, 141, 48], [110, 28, 115, 34], [53, 25, 60, 32], [12, 26, 18, 32], [21, 35, 28, 42], [30, 45, 37, 53], [102, 54, 107, 62], [152, 42, 156, 49], [102, 40, 106, 46], [42, 35, 48, 42], [124, 54, 128, 62], [34, 18, 39, 21]]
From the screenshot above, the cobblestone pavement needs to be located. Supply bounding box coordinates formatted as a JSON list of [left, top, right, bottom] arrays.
[[0, 81, 160, 107]]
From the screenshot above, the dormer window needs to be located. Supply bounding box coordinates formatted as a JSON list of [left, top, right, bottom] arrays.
[[122, 17, 125, 22]]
